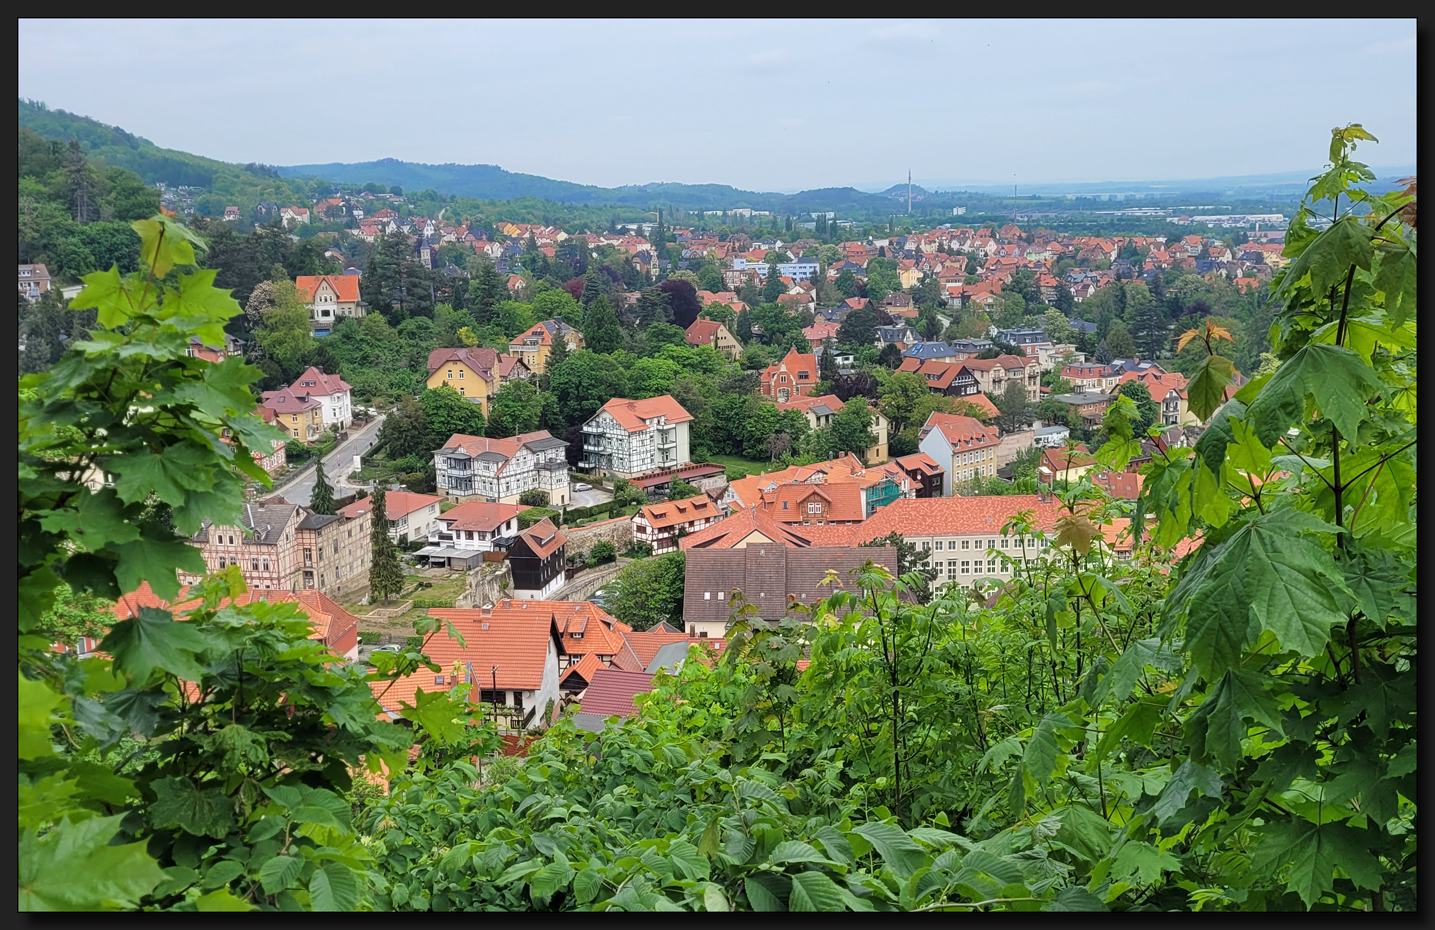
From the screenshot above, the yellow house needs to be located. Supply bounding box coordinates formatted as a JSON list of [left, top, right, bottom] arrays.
[[426, 347, 501, 415], [259, 385, 326, 442], [508, 319, 584, 375]]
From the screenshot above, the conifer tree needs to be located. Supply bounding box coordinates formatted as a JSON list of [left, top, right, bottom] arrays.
[[368, 486, 404, 604], [310, 457, 336, 515], [582, 297, 624, 354], [819, 338, 838, 382]]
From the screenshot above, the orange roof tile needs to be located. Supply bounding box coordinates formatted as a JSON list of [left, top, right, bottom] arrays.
[[852, 495, 1065, 542], [638, 496, 721, 530], [294, 275, 361, 304], [340, 490, 440, 521], [595, 395, 694, 432], [578, 667, 654, 718]]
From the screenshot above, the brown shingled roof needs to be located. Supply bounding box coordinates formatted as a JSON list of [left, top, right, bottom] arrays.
[[577, 667, 654, 718]]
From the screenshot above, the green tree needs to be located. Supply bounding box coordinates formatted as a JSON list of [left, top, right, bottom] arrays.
[[1123, 281, 1167, 358], [367, 485, 404, 603], [485, 380, 543, 438], [668, 478, 701, 501], [1116, 379, 1160, 432], [860, 531, 938, 603], [582, 296, 624, 354], [377, 396, 431, 460], [818, 338, 838, 382], [422, 383, 486, 445], [878, 371, 930, 435], [247, 278, 314, 386], [761, 262, 785, 303], [310, 457, 336, 514], [1104, 318, 1136, 359], [837, 304, 881, 348], [608, 551, 685, 631], [834, 269, 859, 298], [990, 379, 1033, 433], [548, 350, 628, 426], [829, 399, 877, 462]]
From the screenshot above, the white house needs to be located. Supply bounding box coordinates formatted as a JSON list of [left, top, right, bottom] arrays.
[[339, 491, 442, 546], [434, 430, 571, 506], [918, 413, 1002, 496], [580, 396, 694, 480], [417, 501, 524, 569]]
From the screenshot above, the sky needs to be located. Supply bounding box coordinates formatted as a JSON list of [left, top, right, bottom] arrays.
[[18, 19, 1417, 193]]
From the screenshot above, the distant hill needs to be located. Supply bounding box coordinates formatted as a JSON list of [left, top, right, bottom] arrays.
[[18, 98, 315, 215], [278, 159, 906, 214]]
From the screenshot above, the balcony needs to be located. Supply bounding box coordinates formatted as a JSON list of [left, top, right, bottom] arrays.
[[583, 442, 607, 452]]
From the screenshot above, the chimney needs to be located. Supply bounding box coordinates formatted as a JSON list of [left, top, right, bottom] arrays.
[[501, 599, 511, 609]]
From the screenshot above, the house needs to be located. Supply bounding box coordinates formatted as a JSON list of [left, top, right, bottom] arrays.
[[570, 667, 655, 732], [109, 585, 361, 662], [19, 263, 52, 301], [893, 452, 945, 499], [426, 347, 502, 414], [681, 545, 899, 637], [776, 394, 889, 463], [280, 367, 353, 432], [376, 605, 566, 731], [294, 275, 365, 335], [580, 396, 694, 479], [719, 454, 909, 520], [339, 490, 442, 545], [249, 408, 288, 476], [917, 413, 1001, 495], [1034, 424, 1071, 449], [223, 206, 240, 222], [279, 206, 310, 227], [1061, 362, 1119, 392], [508, 319, 583, 374], [180, 497, 372, 597], [1039, 444, 1097, 483], [895, 358, 987, 405], [850, 495, 1064, 591], [759, 481, 866, 525], [185, 333, 243, 363], [1092, 470, 1144, 500], [1118, 369, 1197, 426], [684, 319, 743, 359], [258, 385, 324, 442], [801, 321, 842, 350], [434, 430, 571, 505], [417, 501, 523, 569], [633, 496, 724, 555], [959, 354, 1041, 402], [759, 348, 819, 402], [1050, 392, 1117, 429], [901, 342, 963, 363], [503, 518, 567, 600]]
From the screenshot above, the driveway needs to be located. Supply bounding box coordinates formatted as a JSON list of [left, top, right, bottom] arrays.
[[276, 413, 387, 507], [569, 484, 613, 509]]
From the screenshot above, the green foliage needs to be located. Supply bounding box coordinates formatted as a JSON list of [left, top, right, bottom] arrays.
[[368, 486, 405, 603], [518, 489, 549, 508], [310, 458, 336, 515], [518, 507, 561, 530], [608, 552, 685, 631], [589, 541, 617, 564]]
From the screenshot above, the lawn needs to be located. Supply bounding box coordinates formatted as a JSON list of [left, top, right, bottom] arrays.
[[707, 454, 775, 478]]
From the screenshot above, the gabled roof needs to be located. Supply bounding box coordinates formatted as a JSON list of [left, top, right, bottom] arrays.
[[373, 607, 566, 715], [561, 651, 604, 689], [761, 481, 865, 523], [291, 366, 351, 395], [515, 519, 566, 560], [1092, 470, 1144, 500], [682, 545, 899, 628], [428, 347, 499, 379], [894, 452, 944, 477], [637, 496, 720, 530], [339, 490, 440, 521], [577, 667, 655, 718], [109, 585, 356, 650], [919, 412, 998, 450], [679, 505, 828, 550], [439, 501, 524, 532], [853, 495, 1065, 542], [592, 396, 694, 432], [685, 318, 725, 345], [762, 349, 818, 382], [294, 275, 361, 304]]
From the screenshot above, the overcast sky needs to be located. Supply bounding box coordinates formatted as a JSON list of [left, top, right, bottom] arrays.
[[18, 19, 1417, 192]]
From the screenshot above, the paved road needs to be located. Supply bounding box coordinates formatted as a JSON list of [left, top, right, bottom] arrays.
[[278, 413, 387, 507], [569, 485, 614, 509]]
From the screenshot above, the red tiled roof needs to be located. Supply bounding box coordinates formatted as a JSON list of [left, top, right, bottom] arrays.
[[680, 505, 830, 550], [562, 651, 604, 687], [895, 452, 944, 476], [637, 496, 721, 530], [852, 495, 1065, 542], [518, 518, 566, 560], [685, 319, 724, 345], [619, 629, 691, 669], [595, 396, 694, 432], [578, 667, 655, 718], [761, 481, 866, 523], [920, 412, 999, 451], [108, 585, 355, 649], [372, 606, 565, 715], [428, 347, 499, 380], [1092, 471, 1144, 500], [340, 490, 440, 521], [440, 501, 524, 533], [294, 275, 361, 304]]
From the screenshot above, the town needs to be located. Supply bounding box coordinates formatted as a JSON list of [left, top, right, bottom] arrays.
[[17, 17, 1415, 913]]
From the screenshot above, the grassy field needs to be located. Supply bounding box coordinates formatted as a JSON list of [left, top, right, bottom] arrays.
[[706, 454, 775, 478]]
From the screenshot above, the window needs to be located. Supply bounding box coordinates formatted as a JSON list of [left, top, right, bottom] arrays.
[[447, 370, 453, 379], [961, 540, 969, 550], [303, 548, 313, 565], [807, 502, 821, 513], [961, 560, 970, 574], [947, 560, 957, 578], [228, 557, 237, 567], [250, 558, 259, 571], [921, 541, 930, 551], [1001, 538, 1009, 549], [704, 592, 710, 600], [261, 559, 270, 571], [988, 559, 998, 572], [458, 370, 464, 379], [988, 539, 997, 549], [934, 540, 943, 551], [717, 591, 724, 600], [228, 535, 235, 545]]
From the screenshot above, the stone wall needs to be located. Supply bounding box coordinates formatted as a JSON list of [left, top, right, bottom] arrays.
[[458, 559, 514, 609], [554, 560, 628, 603], [563, 515, 633, 554]]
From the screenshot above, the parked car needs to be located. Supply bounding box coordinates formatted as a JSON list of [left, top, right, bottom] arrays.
[[375, 644, 401, 654], [574, 483, 592, 491]]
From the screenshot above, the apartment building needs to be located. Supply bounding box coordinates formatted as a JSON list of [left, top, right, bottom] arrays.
[[632, 496, 724, 555], [434, 430, 571, 506], [580, 396, 693, 479], [917, 413, 1001, 495], [339, 490, 442, 545]]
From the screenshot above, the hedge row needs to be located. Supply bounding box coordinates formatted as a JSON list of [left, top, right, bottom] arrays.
[[518, 507, 562, 530]]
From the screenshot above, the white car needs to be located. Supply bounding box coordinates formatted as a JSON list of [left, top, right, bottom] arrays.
[[374, 644, 401, 654], [573, 483, 592, 492]]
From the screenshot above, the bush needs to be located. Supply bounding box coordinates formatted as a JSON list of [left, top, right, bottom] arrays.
[[358, 630, 381, 645], [518, 489, 549, 507], [563, 502, 617, 524], [411, 595, 456, 610], [623, 541, 654, 560], [590, 541, 617, 564], [285, 439, 313, 462], [518, 507, 561, 530], [404, 635, 423, 650]]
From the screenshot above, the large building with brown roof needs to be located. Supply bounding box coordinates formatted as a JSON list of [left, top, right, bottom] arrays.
[[434, 430, 571, 505], [719, 454, 912, 519], [685, 318, 743, 359], [682, 545, 899, 637], [759, 348, 819, 402], [579, 396, 694, 479], [426, 347, 503, 415]]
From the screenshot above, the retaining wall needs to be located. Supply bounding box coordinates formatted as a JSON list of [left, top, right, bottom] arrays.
[[458, 560, 514, 609], [563, 515, 634, 553]]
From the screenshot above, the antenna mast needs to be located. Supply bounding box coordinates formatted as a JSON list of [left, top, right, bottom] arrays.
[[907, 170, 912, 215]]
